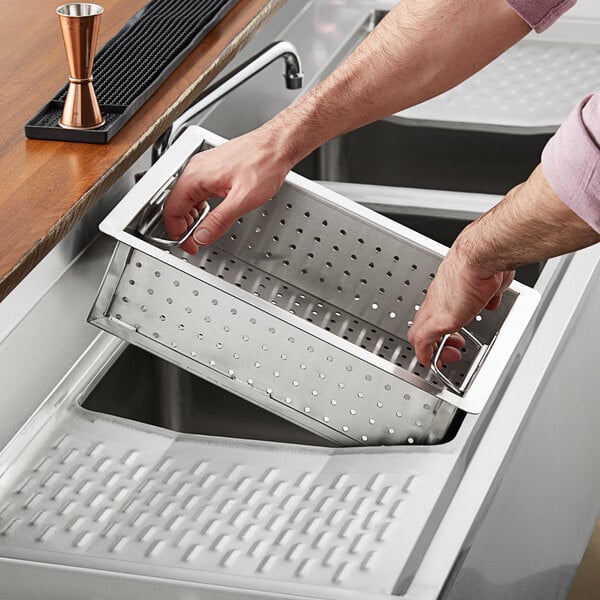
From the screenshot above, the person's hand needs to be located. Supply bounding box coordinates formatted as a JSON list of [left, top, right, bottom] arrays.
[[408, 243, 514, 368], [408, 162, 600, 369], [163, 127, 293, 254]]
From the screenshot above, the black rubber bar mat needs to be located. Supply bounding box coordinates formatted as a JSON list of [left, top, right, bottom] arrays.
[[25, 0, 239, 144]]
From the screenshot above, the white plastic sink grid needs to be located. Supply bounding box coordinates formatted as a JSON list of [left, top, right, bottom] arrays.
[[0, 400, 457, 597], [397, 26, 600, 131]]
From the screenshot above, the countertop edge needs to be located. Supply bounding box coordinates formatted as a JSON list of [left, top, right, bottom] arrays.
[[0, 0, 284, 302]]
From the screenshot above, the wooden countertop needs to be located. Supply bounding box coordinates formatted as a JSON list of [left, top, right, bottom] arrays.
[[0, 0, 283, 301]]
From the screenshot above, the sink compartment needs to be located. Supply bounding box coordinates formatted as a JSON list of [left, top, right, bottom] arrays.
[[295, 119, 550, 196]]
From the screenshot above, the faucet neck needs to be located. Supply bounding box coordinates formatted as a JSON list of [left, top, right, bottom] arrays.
[[152, 41, 303, 163]]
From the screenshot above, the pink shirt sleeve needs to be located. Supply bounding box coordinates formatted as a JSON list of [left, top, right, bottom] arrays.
[[542, 95, 600, 232], [505, 0, 576, 32], [505, 2, 600, 233]]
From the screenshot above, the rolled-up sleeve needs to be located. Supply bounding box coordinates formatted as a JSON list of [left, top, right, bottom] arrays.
[[542, 94, 600, 232], [505, 0, 576, 32]]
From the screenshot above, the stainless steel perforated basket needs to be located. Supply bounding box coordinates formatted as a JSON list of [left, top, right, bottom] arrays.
[[89, 127, 539, 446]]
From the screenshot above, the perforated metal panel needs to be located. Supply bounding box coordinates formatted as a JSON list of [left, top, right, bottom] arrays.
[[103, 247, 455, 445]]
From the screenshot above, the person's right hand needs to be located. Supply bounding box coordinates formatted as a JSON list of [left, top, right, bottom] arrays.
[[407, 241, 515, 368], [163, 127, 293, 255]]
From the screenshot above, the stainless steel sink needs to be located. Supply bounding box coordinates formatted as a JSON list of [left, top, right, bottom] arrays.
[[295, 117, 550, 196]]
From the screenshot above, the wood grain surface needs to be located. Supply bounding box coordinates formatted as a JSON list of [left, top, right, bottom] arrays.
[[0, 0, 283, 301]]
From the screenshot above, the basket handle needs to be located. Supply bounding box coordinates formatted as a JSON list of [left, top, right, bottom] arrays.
[[430, 328, 489, 395], [136, 150, 211, 249]]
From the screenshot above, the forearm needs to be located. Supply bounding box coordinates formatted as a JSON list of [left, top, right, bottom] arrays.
[[454, 165, 600, 276], [262, 0, 530, 166], [407, 164, 600, 366]]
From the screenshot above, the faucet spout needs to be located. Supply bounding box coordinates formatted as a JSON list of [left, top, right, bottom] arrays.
[[152, 41, 303, 162]]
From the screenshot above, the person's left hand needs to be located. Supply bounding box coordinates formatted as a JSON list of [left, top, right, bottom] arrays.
[[407, 244, 514, 367]]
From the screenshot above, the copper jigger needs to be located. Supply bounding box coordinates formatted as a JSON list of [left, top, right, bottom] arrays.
[[57, 3, 105, 129]]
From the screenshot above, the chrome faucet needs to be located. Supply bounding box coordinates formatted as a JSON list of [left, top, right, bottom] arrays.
[[152, 41, 303, 163]]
